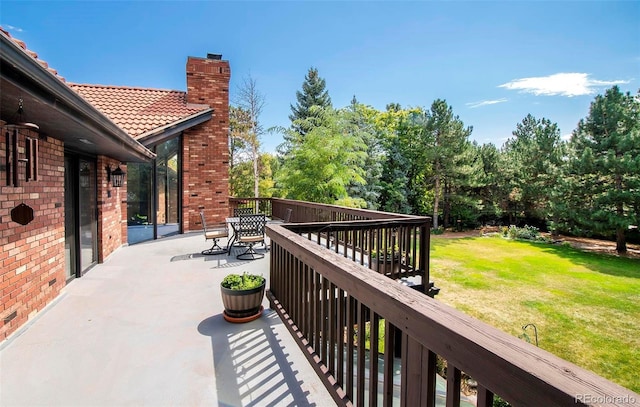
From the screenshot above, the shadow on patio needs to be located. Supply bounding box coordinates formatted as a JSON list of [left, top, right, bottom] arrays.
[[198, 311, 318, 406], [0, 232, 335, 407]]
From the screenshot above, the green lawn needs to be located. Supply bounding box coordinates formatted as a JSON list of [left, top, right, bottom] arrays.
[[430, 235, 640, 393]]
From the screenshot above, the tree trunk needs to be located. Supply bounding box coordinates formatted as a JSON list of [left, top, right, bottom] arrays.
[[616, 227, 627, 254], [253, 144, 259, 198], [615, 174, 626, 253], [443, 180, 451, 228], [433, 173, 440, 230], [616, 199, 626, 253]]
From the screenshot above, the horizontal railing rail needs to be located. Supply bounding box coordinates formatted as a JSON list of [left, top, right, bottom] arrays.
[[271, 198, 414, 224], [230, 197, 416, 223], [267, 223, 639, 407]]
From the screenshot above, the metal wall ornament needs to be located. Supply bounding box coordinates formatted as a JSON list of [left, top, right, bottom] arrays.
[[106, 164, 126, 187], [11, 203, 35, 226]]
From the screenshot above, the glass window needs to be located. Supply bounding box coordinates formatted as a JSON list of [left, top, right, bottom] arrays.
[[127, 162, 154, 244]]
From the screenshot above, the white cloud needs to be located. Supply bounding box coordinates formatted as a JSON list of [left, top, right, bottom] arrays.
[[5, 25, 24, 33], [499, 73, 628, 97], [466, 98, 508, 108]]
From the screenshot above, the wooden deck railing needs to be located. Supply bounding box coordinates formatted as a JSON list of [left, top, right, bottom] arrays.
[[233, 197, 638, 406], [231, 197, 437, 295], [229, 197, 273, 217], [230, 196, 413, 223], [271, 198, 411, 223], [286, 218, 439, 297], [267, 223, 639, 407]]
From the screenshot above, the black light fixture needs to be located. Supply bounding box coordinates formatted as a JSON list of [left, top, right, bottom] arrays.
[[106, 164, 126, 187], [5, 98, 39, 187], [9, 98, 39, 132]]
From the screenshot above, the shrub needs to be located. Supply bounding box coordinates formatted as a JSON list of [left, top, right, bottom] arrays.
[[503, 225, 554, 243], [493, 396, 511, 407], [431, 226, 445, 235], [221, 273, 265, 290], [371, 245, 399, 260]]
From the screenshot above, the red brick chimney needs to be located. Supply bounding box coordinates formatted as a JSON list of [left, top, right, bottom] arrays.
[[183, 54, 231, 231]]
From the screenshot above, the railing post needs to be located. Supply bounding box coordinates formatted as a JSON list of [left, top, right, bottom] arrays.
[[419, 220, 430, 295]]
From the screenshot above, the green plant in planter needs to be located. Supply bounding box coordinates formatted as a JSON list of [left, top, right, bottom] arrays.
[[220, 272, 266, 322], [221, 273, 265, 290], [370, 245, 403, 275], [371, 245, 400, 261]]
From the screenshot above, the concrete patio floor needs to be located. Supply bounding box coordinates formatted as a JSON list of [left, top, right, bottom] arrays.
[[0, 233, 336, 407]]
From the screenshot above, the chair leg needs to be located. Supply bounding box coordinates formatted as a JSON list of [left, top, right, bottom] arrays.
[[202, 238, 228, 255], [236, 243, 265, 260]]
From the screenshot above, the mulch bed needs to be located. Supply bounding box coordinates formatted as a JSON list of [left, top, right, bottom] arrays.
[[434, 228, 640, 259]]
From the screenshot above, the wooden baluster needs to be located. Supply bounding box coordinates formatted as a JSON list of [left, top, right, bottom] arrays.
[[383, 321, 395, 407], [328, 282, 336, 375], [346, 295, 355, 400], [446, 364, 461, 407], [369, 312, 380, 406], [477, 385, 494, 407], [357, 301, 366, 405], [336, 288, 345, 389]]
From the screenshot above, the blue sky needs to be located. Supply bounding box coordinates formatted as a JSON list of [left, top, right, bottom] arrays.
[[2, 1, 638, 153]]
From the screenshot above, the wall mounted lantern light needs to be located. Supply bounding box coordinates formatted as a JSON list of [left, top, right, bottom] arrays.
[[5, 98, 39, 187], [106, 164, 126, 188], [79, 163, 91, 188]]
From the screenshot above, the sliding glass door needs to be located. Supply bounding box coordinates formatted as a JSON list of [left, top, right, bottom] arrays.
[[126, 162, 154, 244], [126, 136, 181, 244], [64, 156, 97, 280], [156, 137, 180, 237]]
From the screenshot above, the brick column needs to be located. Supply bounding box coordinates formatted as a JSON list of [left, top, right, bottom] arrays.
[[183, 55, 231, 231]]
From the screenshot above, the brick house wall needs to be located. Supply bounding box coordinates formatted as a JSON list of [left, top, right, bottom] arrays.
[[0, 134, 129, 340], [1, 54, 230, 341], [0, 133, 66, 341], [183, 56, 231, 230], [97, 156, 127, 263]]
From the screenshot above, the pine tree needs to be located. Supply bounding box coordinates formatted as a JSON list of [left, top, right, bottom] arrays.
[[565, 86, 640, 253], [289, 67, 332, 136], [343, 96, 382, 209], [502, 114, 565, 226], [421, 99, 473, 229]]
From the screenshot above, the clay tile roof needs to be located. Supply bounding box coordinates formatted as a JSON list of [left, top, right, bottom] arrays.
[[68, 84, 211, 138], [1, 26, 209, 139], [0, 26, 66, 83]]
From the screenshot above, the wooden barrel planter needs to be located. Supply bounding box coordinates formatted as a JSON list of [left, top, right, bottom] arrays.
[[220, 273, 266, 323], [371, 255, 401, 276]]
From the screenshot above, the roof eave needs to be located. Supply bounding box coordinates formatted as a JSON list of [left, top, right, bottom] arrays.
[[0, 33, 155, 162], [136, 108, 214, 147]]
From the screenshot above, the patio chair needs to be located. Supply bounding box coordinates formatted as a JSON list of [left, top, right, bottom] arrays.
[[234, 207, 253, 217], [235, 213, 266, 260], [200, 211, 229, 255]]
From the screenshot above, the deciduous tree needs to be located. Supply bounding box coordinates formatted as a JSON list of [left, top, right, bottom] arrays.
[[233, 75, 265, 198], [277, 107, 366, 205]]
